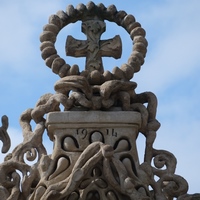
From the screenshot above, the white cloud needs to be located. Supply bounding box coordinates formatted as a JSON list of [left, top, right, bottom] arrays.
[[0, 0, 63, 72], [134, 0, 200, 94]]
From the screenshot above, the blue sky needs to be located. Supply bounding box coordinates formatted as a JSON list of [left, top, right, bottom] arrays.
[[0, 0, 200, 194]]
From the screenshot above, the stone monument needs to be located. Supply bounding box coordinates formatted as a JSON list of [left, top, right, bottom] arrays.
[[0, 2, 199, 200]]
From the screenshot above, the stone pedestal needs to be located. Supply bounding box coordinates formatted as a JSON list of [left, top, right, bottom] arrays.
[[45, 111, 143, 199], [46, 111, 141, 164]]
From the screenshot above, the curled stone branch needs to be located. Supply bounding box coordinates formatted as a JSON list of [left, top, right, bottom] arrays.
[[0, 115, 11, 153]]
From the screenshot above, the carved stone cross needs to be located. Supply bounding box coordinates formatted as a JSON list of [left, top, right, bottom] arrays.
[[66, 19, 122, 73]]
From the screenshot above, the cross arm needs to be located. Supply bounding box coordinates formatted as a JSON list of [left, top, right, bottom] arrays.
[[100, 35, 122, 59], [66, 35, 88, 57]]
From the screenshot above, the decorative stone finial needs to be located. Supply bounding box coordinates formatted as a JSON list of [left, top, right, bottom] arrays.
[[0, 115, 10, 153], [40, 2, 147, 80], [0, 2, 199, 200]]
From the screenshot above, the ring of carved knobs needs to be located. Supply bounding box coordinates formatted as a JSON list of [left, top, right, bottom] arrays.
[[0, 1, 199, 200], [38, 1, 148, 113], [40, 1, 146, 78]]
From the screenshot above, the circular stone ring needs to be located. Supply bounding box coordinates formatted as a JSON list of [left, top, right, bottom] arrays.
[[40, 2, 148, 81]]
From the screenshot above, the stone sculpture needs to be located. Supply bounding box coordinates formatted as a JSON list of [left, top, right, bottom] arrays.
[[0, 115, 10, 154], [0, 2, 199, 200]]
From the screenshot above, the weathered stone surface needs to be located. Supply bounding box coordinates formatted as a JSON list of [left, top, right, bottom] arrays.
[[28, 111, 143, 199], [46, 111, 141, 139], [66, 20, 122, 75]]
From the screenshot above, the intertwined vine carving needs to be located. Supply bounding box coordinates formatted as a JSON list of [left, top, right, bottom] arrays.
[[0, 2, 197, 200]]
